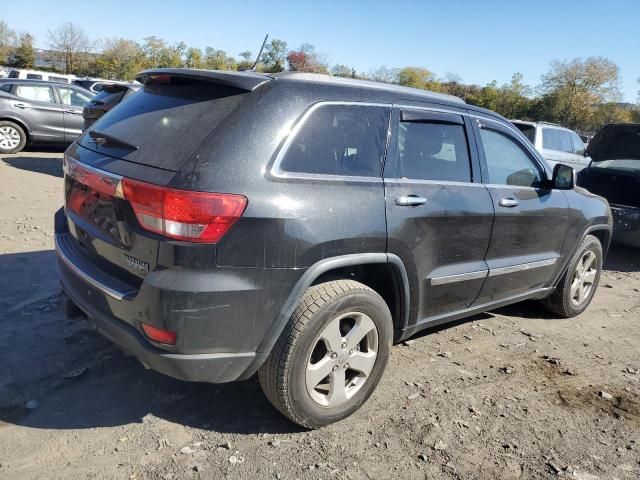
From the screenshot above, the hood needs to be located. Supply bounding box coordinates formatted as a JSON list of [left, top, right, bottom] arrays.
[[585, 123, 640, 162]]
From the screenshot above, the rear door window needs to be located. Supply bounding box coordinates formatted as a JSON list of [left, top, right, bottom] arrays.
[[0, 83, 13, 93], [542, 128, 561, 151], [77, 77, 249, 171], [279, 104, 390, 177], [26, 73, 43, 80], [58, 87, 93, 107], [15, 84, 55, 103], [395, 119, 471, 182], [557, 131, 574, 153], [570, 132, 585, 155]]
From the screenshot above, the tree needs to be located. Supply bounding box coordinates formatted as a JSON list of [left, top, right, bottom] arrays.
[[496, 73, 534, 119], [286, 43, 328, 73], [47, 22, 91, 73], [203, 48, 235, 70], [0, 20, 17, 63], [331, 64, 356, 78], [397, 67, 437, 90], [260, 38, 287, 72], [13, 33, 35, 69], [466, 80, 501, 112], [93, 38, 146, 80], [142, 37, 185, 68], [366, 66, 399, 84], [237, 50, 253, 70], [538, 57, 621, 130], [185, 47, 203, 69]]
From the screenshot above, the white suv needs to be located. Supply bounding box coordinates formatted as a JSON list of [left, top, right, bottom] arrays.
[[511, 121, 589, 171]]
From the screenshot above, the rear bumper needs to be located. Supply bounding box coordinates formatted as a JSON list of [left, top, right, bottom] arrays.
[[54, 208, 268, 383], [611, 204, 640, 248]]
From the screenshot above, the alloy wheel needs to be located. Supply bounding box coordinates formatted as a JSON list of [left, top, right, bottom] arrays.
[[570, 250, 598, 307], [305, 311, 379, 407]]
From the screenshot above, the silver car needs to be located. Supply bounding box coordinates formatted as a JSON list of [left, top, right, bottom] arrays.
[[511, 120, 590, 171], [0, 79, 94, 153]]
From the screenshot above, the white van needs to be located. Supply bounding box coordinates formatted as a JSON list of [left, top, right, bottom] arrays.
[[7, 69, 76, 84]]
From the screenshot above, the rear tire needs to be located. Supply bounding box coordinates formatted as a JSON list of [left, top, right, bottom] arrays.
[[541, 234, 603, 318], [0, 121, 27, 154], [259, 280, 392, 429]]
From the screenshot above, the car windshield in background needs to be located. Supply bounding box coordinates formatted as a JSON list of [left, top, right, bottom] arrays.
[[514, 123, 536, 143], [591, 159, 640, 175]]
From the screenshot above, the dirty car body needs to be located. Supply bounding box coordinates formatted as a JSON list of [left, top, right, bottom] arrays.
[[578, 124, 640, 248], [55, 69, 612, 397]]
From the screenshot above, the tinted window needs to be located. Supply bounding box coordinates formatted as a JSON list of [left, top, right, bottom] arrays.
[[279, 104, 389, 176], [570, 132, 585, 155], [26, 73, 43, 80], [557, 131, 573, 153], [49, 76, 68, 83], [513, 123, 536, 143], [396, 121, 471, 182], [8, 70, 19, 78], [0, 83, 12, 93], [58, 87, 93, 107], [15, 85, 55, 103], [91, 88, 126, 106], [480, 128, 543, 187], [542, 128, 561, 150]]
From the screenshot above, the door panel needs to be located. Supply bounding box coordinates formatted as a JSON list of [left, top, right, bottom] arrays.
[[472, 117, 569, 303], [11, 84, 64, 141], [384, 106, 494, 324], [57, 86, 93, 141]]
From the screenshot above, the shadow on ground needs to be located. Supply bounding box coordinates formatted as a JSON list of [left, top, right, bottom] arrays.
[[0, 248, 300, 436], [604, 243, 640, 272], [2, 154, 63, 178]]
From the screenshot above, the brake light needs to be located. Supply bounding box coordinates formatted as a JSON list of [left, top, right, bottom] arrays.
[[141, 323, 177, 345], [121, 178, 247, 243]]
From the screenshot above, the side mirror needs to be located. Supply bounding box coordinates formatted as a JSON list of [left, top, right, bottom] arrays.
[[551, 163, 575, 190]]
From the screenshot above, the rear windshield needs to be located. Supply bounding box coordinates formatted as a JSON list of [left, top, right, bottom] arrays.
[[91, 87, 126, 106], [513, 123, 535, 144], [78, 78, 248, 171]]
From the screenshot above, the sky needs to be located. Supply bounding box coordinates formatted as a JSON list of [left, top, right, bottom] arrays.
[[3, 0, 640, 101]]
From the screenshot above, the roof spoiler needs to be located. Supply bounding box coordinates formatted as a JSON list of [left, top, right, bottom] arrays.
[[135, 68, 270, 92]]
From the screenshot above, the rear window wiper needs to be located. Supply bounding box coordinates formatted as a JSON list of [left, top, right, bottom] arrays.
[[88, 130, 138, 151]]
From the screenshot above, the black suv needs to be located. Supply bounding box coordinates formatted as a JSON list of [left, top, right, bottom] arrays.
[[55, 69, 612, 428]]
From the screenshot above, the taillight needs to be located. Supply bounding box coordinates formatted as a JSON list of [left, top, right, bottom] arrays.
[[141, 323, 177, 345], [121, 178, 247, 243]]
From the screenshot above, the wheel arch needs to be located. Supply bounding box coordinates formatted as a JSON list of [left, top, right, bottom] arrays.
[[0, 116, 31, 144], [240, 253, 410, 379]]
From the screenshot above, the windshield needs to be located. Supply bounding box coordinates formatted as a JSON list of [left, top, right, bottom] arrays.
[[591, 159, 640, 174]]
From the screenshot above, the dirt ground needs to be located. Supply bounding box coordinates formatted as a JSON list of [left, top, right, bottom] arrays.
[[0, 149, 639, 480]]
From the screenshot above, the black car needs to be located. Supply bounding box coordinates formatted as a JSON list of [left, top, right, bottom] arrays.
[[578, 124, 640, 248], [82, 83, 141, 130], [55, 69, 612, 428], [0, 79, 94, 153]]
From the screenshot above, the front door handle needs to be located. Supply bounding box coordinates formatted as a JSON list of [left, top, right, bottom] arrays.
[[498, 198, 519, 208], [395, 195, 427, 207], [64, 109, 80, 115], [13, 103, 27, 109]]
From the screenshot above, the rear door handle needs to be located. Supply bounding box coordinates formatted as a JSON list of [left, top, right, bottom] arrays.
[[13, 103, 27, 109], [64, 109, 80, 115], [395, 195, 427, 206], [498, 198, 519, 208]]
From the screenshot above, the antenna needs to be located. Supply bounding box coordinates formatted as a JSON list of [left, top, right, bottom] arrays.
[[245, 34, 268, 72]]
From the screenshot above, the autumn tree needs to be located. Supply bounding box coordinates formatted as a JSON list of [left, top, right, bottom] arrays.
[[13, 33, 35, 69], [538, 57, 621, 130], [93, 38, 146, 80], [47, 22, 91, 73], [0, 20, 16, 63]]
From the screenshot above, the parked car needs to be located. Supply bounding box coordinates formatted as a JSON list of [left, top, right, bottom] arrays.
[[578, 123, 640, 248], [7, 69, 76, 84], [511, 120, 590, 171], [0, 79, 94, 153], [72, 78, 135, 94], [55, 69, 612, 428], [82, 83, 142, 130]]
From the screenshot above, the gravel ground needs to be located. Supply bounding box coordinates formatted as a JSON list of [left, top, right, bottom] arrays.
[[0, 150, 639, 480]]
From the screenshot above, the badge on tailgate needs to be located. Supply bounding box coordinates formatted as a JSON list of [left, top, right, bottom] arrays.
[[122, 253, 150, 273]]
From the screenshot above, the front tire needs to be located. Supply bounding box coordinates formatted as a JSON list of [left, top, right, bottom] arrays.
[[0, 121, 27, 154], [542, 234, 603, 317], [259, 280, 392, 429]]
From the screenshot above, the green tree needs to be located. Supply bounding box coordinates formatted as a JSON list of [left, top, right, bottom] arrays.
[[331, 64, 356, 78], [397, 67, 438, 90], [185, 47, 203, 69], [466, 80, 501, 111], [496, 73, 534, 119], [538, 57, 621, 130], [47, 22, 91, 73], [260, 38, 287, 72], [93, 38, 146, 80], [203, 47, 235, 70], [237, 50, 253, 70], [142, 37, 185, 68], [13, 33, 35, 69], [0, 20, 17, 63]]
